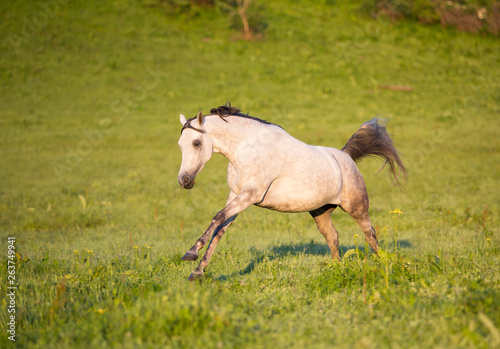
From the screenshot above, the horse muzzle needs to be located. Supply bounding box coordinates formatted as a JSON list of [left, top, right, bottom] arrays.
[[178, 174, 195, 189]]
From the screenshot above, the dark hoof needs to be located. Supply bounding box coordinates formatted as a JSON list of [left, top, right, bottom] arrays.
[[187, 271, 204, 282], [182, 251, 198, 261]]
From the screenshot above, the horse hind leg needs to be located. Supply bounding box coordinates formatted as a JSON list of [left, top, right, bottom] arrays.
[[337, 171, 379, 254], [309, 204, 340, 261], [345, 203, 379, 254], [355, 213, 379, 254]]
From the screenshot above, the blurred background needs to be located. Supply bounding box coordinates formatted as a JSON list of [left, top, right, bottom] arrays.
[[1, 0, 498, 234]]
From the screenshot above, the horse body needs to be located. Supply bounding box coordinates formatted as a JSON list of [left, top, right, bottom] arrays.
[[178, 105, 406, 281], [251, 144, 345, 213], [202, 116, 347, 213]]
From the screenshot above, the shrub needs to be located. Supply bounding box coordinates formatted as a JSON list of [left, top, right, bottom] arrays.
[[360, 0, 500, 35]]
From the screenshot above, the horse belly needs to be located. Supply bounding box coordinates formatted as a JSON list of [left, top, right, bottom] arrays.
[[256, 162, 342, 213]]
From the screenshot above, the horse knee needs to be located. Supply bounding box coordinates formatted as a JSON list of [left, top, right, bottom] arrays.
[[213, 211, 226, 224]]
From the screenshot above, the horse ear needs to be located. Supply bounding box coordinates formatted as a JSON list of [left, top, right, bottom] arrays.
[[197, 110, 204, 125], [180, 114, 187, 126]]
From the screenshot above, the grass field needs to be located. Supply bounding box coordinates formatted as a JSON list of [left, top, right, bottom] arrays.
[[1, 0, 499, 348]]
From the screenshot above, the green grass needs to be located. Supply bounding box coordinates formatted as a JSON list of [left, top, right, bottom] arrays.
[[0, 0, 499, 348]]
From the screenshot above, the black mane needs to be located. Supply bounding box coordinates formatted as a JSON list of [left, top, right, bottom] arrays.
[[181, 103, 282, 134], [210, 104, 242, 117], [209, 103, 279, 127]]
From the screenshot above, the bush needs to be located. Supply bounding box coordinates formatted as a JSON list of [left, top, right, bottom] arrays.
[[144, 0, 268, 39], [360, 0, 500, 35]]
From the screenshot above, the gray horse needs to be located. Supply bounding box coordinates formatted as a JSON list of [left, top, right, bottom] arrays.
[[178, 105, 406, 281]]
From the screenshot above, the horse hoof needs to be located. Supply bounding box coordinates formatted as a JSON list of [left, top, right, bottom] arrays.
[[188, 271, 204, 282], [182, 251, 198, 261]]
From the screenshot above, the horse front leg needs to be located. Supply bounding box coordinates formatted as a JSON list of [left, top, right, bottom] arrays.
[[187, 215, 237, 281], [182, 192, 237, 262], [183, 187, 260, 281]]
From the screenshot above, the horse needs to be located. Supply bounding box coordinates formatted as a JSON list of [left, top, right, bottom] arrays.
[[177, 104, 407, 281]]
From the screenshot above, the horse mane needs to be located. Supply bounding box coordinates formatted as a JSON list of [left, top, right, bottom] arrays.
[[210, 104, 243, 117], [209, 103, 280, 127]]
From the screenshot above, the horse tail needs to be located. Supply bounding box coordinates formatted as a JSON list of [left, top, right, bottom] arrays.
[[342, 118, 407, 187]]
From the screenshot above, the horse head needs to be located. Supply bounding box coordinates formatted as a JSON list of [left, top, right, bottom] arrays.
[[177, 111, 213, 189]]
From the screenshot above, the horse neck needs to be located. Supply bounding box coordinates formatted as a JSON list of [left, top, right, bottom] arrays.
[[204, 115, 259, 161]]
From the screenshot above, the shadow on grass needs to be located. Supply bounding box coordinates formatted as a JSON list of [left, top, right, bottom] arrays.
[[216, 239, 412, 281]]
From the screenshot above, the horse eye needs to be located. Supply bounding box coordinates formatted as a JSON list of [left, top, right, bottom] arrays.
[[193, 140, 202, 148]]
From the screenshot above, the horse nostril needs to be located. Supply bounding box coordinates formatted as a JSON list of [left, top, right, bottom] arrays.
[[182, 176, 190, 184]]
